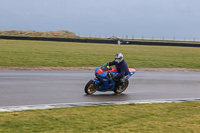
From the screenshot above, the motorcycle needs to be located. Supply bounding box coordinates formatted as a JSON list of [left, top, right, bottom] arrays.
[[84, 65, 136, 95]]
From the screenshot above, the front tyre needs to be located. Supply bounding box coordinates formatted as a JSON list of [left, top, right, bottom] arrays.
[[85, 80, 98, 95], [114, 80, 129, 94]]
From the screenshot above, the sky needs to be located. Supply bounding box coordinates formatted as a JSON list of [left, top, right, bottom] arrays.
[[1, 0, 200, 40]]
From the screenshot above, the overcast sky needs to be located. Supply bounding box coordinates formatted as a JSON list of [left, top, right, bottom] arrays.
[[1, 0, 200, 40]]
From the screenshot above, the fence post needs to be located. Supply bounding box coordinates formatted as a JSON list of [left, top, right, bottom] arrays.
[[142, 36, 144, 40], [173, 36, 175, 41], [118, 40, 121, 45]]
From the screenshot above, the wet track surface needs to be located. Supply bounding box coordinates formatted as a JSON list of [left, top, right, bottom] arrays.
[[0, 71, 200, 107]]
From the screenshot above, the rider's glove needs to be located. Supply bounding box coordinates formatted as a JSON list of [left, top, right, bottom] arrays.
[[103, 62, 109, 67]]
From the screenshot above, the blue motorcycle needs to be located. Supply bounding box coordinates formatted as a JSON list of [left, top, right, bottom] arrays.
[[85, 66, 136, 94]]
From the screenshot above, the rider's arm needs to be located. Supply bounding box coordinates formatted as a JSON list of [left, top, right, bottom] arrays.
[[108, 61, 115, 66]]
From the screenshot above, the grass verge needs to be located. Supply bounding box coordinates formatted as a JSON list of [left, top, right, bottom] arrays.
[[1, 102, 200, 132], [0, 39, 200, 69]]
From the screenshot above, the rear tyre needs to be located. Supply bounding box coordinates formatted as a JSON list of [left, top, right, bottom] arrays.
[[114, 80, 129, 94], [85, 80, 98, 95]]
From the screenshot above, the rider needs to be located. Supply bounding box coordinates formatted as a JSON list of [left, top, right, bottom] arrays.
[[104, 53, 129, 86]]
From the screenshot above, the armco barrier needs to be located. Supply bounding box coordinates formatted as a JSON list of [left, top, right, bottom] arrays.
[[120, 40, 200, 47], [0, 35, 200, 47]]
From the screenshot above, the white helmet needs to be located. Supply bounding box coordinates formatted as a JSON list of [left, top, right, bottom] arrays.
[[114, 53, 124, 63]]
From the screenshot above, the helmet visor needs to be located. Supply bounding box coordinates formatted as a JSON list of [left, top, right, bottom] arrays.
[[115, 58, 121, 63], [115, 58, 120, 61]]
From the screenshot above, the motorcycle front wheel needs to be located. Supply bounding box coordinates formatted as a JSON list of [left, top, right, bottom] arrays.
[[85, 80, 98, 95], [114, 80, 129, 94]]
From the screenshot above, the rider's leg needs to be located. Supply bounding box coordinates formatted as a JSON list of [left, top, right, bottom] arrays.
[[114, 76, 125, 90], [119, 76, 125, 85]]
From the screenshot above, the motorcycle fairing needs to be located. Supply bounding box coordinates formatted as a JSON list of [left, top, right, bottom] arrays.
[[93, 66, 136, 92], [95, 66, 118, 75]]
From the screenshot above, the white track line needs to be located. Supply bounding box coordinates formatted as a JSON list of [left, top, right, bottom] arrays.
[[1, 98, 200, 112]]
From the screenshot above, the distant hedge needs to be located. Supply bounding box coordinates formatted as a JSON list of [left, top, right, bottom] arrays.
[[0, 35, 200, 47]]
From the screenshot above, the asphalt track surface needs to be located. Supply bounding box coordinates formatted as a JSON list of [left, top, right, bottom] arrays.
[[0, 70, 200, 107]]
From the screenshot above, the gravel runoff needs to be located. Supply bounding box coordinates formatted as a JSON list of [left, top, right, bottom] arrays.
[[0, 67, 200, 72]]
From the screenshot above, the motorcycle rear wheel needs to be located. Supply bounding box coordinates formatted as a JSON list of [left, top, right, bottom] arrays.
[[114, 80, 129, 94], [85, 80, 98, 95]]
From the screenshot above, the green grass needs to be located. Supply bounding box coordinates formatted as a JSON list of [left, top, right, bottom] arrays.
[[0, 39, 200, 69], [1, 102, 200, 133]]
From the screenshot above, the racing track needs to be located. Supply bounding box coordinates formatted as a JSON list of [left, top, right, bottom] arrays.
[[0, 70, 200, 111]]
